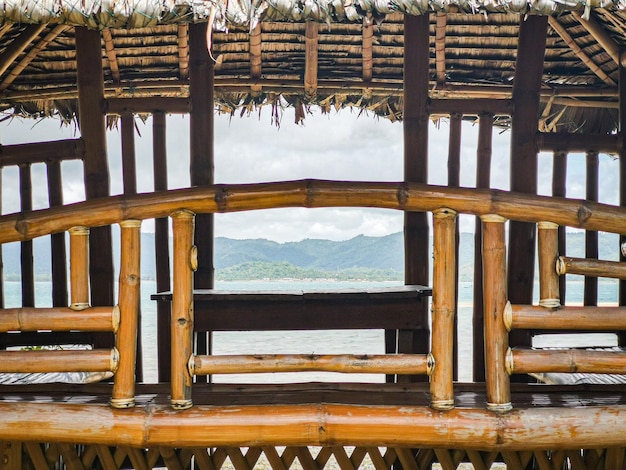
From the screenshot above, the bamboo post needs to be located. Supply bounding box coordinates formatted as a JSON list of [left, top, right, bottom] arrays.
[[482, 215, 511, 412], [69, 226, 90, 310], [585, 150, 599, 306], [171, 210, 195, 410], [47, 160, 68, 308], [538, 221, 560, 308], [111, 220, 141, 409], [620, 50, 626, 347], [473, 112, 493, 382], [430, 208, 457, 410], [448, 114, 461, 382], [552, 150, 567, 300]]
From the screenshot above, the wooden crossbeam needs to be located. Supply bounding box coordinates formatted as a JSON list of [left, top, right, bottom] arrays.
[[304, 21, 318, 98], [435, 13, 446, 85], [362, 17, 373, 83], [250, 24, 262, 79], [548, 16, 616, 86], [102, 29, 120, 85], [572, 11, 621, 65], [0, 25, 68, 91], [0, 24, 46, 78], [178, 24, 189, 81]]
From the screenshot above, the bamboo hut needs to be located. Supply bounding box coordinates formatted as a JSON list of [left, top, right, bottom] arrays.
[[1, 0, 626, 468]]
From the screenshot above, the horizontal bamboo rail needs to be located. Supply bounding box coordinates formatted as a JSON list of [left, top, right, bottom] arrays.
[[0, 306, 118, 332], [2, 402, 626, 450], [557, 256, 626, 279], [2, 180, 626, 244], [0, 349, 118, 373], [507, 348, 626, 374], [505, 303, 626, 331], [190, 354, 432, 376]]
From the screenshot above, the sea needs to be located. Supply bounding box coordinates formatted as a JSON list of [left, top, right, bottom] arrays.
[[5, 278, 621, 384]]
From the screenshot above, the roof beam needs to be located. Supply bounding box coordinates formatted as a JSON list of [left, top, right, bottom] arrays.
[[548, 16, 616, 86], [0, 24, 46, 78], [572, 11, 621, 66], [0, 25, 68, 92], [362, 17, 373, 83], [178, 24, 189, 81], [250, 24, 262, 79], [304, 21, 318, 98], [102, 29, 120, 85], [435, 12, 446, 85]]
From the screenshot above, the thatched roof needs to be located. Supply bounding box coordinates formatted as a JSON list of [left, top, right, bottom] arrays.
[[0, 0, 623, 130]]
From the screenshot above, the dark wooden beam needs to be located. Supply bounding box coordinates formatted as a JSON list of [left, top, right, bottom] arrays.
[[537, 132, 618, 153], [448, 113, 461, 381], [508, 16, 548, 365], [403, 13, 430, 381], [585, 151, 599, 307], [0, 139, 84, 167], [619, 50, 626, 346], [552, 150, 567, 300], [47, 160, 68, 308], [75, 26, 114, 328], [106, 97, 190, 115], [120, 114, 137, 196], [19, 164, 34, 308], [429, 98, 512, 116]]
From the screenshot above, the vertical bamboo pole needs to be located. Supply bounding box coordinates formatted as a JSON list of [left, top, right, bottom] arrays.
[[189, 24, 214, 378], [46, 161, 68, 308], [448, 114, 461, 381], [121, 113, 137, 196], [76, 26, 114, 348], [473, 112, 493, 382], [111, 220, 141, 408], [19, 164, 34, 307], [171, 210, 195, 410], [618, 51, 626, 346], [482, 215, 511, 412], [552, 150, 567, 300], [430, 208, 457, 410], [508, 17, 547, 366], [402, 14, 430, 383], [585, 150, 599, 307], [153, 111, 172, 383], [538, 222, 560, 308], [69, 226, 90, 310]]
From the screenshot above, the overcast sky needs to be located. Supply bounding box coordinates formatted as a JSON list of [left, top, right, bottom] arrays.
[[0, 109, 620, 242]]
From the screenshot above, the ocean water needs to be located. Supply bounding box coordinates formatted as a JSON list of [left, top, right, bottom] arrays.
[[4, 278, 620, 383]]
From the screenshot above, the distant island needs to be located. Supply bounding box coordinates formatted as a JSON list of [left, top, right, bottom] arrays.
[[2, 231, 620, 282]]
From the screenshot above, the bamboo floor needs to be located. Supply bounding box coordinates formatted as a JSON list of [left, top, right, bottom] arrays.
[[2, 382, 626, 469]]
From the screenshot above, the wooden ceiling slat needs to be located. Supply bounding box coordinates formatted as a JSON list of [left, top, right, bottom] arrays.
[[362, 17, 373, 83], [435, 12, 446, 85], [304, 21, 318, 98], [0, 25, 68, 92], [573, 11, 621, 65], [548, 16, 615, 86], [102, 29, 121, 84], [0, 24, 46, 78]]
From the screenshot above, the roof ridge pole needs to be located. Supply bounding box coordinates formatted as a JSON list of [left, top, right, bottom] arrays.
[[75, 27, 115, 347], [402, 13, 430, 383], [189, 22, 215, 380], [507, 16, 548, 380]]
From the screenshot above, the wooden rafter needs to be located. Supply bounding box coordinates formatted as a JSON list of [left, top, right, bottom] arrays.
[[572, 11, 621, 65], [102, 29, 120, 85], [178, 24, 189, 81], [362, 17, 373, 83], [548, 17, 615, 86], [0, 24, 46, 78], [304, 21, 318, 98], [0, 25, 68, 92], [250, 24, 262, 79], [435, 12, 446, 85]]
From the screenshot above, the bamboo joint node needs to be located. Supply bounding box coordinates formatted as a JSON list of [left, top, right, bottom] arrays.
[[487, 402, 513, 413], [171, 209, 195, 219], [539, 298, 561, 308], [70, 302, 90, 311], [111, 347, 120, 372], [505, 347, 514, 375], [432, 208, 457, 218], [68, 226, 89, 235], [119, 219, 142, 228], [556, 256, 567, 275], [171, 399, 193, 410], [503, 301, 512, 331], [430, 399, 455, 411], [112, 305, 120, 333], [537, 221, 559, 230], [190, 245, 198, 271], [480, 214, 507, 223], [110, 397, 135, 409], [426, 352, 435, 376]]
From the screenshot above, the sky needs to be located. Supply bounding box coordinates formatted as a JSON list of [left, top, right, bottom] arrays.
[[0, 108, 620, 242]]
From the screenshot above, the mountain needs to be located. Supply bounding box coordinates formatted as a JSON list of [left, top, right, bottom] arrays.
[[1, 230, 621, 281]]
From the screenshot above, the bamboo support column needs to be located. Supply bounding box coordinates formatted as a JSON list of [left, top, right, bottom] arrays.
[[430, 208, 457, 410], [538, 221, 560, 308], [171, 210, 195, 410], [111, 220, 141, 409], [19, 163, 34, 307], [620, 50, 626, 346], [552, 150, 567, 300], [473, 112, 493, 382], [69, 226, 90, 310], [402, 14, 430, 383], [585, 150, 599, 306], [482, 215, 511, 412], [448, 114, 461, 381]]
